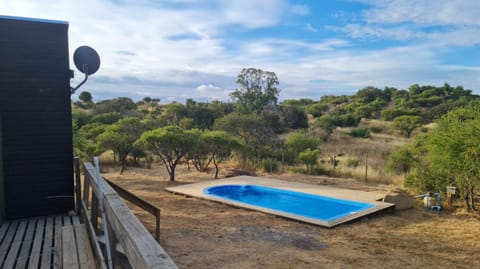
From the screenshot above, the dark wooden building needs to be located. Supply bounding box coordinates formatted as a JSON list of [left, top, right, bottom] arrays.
[[0, 16, 74, 221]]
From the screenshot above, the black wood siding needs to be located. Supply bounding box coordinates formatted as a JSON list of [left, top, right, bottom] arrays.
[[0, 17, 74, 219]]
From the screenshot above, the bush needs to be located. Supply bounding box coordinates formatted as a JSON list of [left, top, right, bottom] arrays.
[[260, 158, 279, 173], [370, 126, 383, 133], [349, 127, 371, 138], [288, 166, 328, 175]]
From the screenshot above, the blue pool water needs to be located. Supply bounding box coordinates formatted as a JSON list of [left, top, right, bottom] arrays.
[[204, 185, 374, 222]]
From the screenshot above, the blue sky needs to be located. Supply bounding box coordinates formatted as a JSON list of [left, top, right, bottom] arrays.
[[2, 0, 480, 102]]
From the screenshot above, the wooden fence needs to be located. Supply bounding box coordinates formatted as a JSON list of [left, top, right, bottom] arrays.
[[75, 158, 178, 269]]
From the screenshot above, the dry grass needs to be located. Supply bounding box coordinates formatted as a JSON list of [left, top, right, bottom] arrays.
[[101, 163, 480, 269], [319, 123, 411, 184]]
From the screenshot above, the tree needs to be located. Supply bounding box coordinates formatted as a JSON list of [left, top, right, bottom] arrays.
[[73, 122, 106, 159], [285, 132, 320, 164], [392, 115, 423, 138], [135, 126, 196, 181], [402, 104, 480, 211], [93, 97, 137, 116], [297, 149, 319, 173], [214, 113, 276, 167], [387, 146, 415, 179], [79, 91, 93, 103], [189, 130, 241, 178], [281, 105, 308, 129], [230, 68, 280, 113], [97, 118, 144, 173]]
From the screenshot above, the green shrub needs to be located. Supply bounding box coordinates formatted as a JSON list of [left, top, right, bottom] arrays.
[[370, 126, 382, 133], [349, 127, 371, 138], [288, 166, 327, 175]]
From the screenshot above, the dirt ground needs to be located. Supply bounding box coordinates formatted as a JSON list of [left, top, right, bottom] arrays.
[[102, 164, 480, 269]]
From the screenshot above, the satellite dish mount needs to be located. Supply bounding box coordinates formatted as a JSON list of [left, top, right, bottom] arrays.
[[70, 46, 100, 95]]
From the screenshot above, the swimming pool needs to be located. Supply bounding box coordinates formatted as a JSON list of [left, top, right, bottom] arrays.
[[204, 184, 375, 222]]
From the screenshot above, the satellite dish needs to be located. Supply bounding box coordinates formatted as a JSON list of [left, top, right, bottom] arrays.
[[73, 46, 100, 75], [71, 45, 101, 94]]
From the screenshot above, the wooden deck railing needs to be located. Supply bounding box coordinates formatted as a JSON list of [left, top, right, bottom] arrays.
[[104, 178, 161, 242], [75, 158, 177, 269]]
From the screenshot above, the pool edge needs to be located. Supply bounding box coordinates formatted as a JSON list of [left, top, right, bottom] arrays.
[[165, 176, 396, 228]]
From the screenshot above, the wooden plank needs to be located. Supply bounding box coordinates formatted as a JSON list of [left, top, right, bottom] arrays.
[[104, 178, 161, 241], [13, 219, 37, 269], [74, 224, 96, 269], [3, 220, 27, 269], [105, 178, 158, 215], [75, 157, 82, 214], [55, 215, 63, 227], [73, 215, 81, 225], [83, 162, 177, 269], [104, 193, 178, 269], [91, 196, 99, 230], [62, 225, 79, 269], [40, 216, 54, 269], [81, 201, 107, 269], [63, 215, 71, 226], [155, 209, 161, 242], [53, 216, 63, 269], [0, 220, 18, 264], [83, 172, 90, 211], [0, 221, 10, 243], [27, 218, 44, 269]]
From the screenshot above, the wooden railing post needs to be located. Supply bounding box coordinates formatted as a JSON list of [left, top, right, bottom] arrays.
[[74, 157, 81, 214], [91, 195, 99, 230], [155, 208, 161, 242], [83, 162, 177, 269]]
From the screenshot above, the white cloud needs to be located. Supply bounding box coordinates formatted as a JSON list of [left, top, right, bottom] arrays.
[[328, 24, 424, 41], [290, 4, 310, 16], [3, 0, 480, 102], [360, 0, 480, 26], [305, 23, 318, 32], [335, 1, 480, 46], [218, 0, 287, 28]]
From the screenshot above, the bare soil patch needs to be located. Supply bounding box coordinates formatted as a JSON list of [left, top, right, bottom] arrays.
[[102, 164, 480, 269]]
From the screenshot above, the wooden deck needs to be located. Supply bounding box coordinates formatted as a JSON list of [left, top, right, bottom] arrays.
[[0, 215, 80, 269], [0, 159, 178, 269]]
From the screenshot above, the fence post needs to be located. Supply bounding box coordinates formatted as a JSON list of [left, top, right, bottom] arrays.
[[91, 195, 99, 230], [74, 157, 81, 214], [155, 209, 161, 242]]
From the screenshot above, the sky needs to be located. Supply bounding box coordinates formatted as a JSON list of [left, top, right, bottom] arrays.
[[2, 0, 480, 103]]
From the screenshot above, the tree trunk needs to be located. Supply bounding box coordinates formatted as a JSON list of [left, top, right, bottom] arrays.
[[168, 162, 177, 182], [120, 158, 126, 174], [213, 156, 219, 179], [465, 195, 471, 212], [469, 187, 476, 210]]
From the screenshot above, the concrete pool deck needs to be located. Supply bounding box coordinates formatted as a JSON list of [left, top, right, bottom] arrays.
[[165, 176, 395, 228]]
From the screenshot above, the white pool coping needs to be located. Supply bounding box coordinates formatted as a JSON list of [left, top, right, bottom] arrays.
[[165, 176, 395, 228]]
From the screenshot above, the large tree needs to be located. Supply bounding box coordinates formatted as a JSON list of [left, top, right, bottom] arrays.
[[97, 118, 145, 173], [189, 130, 241, 178], [135, 126, 196, 181], [401, 104, 480, 211], [392, 115, 423, 138], [230, 68, 280, 114], [79, 91, 93, 103]]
